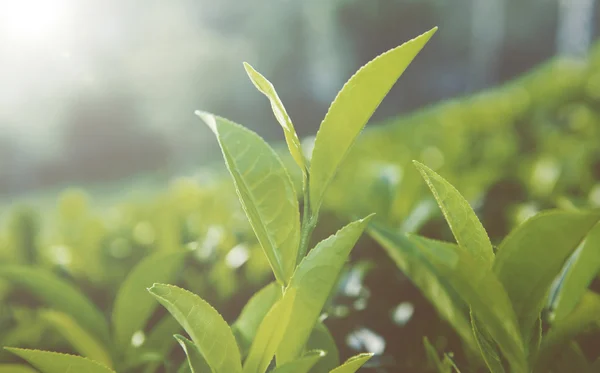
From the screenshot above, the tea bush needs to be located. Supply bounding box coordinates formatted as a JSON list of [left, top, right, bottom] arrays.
[[1, 27, 600, 372]]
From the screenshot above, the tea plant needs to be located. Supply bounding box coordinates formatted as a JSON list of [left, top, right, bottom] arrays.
[[369, 161, 600, 373], [1, 28, 437, 372]]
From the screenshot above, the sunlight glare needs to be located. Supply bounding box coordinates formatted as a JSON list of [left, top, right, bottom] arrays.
[[1, 0, 71, 43]]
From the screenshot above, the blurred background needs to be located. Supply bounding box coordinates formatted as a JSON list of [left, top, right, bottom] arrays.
[[1, 0, 597, 198]]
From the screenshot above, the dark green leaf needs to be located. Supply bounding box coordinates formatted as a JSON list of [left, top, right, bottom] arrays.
[[306, 322, 340, 373]]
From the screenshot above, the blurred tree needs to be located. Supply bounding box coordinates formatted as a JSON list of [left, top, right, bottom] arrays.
[[556, 0, 596, 57]]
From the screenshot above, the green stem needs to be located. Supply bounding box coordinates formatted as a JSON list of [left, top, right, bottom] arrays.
[[296, 175, 317, 265]]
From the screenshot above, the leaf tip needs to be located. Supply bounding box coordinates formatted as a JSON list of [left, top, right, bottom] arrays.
[[195, 110, 218, 133]]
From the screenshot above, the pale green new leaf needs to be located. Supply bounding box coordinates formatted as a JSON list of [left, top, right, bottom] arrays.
[[493, 210, 600, 340], [40, 310, 113, 369], [0, 266, 109, 345], [112, 251, 187, 352], [243, 62, 306, 177], [309, 28, 436, 214], [243, 288, 297, 373], [329, 353, 373, 373], [197, 112, 300, 284], [277, 215, 374, 364], [471, 311, 505, 373], [148, 284, 242, 373], [367, 223, 476, 351], [174, 335, 212, 373], [408, 235, 527, 372], [0, 364, 38, 373], [413, 161, 494, 266], [271, 351, 325, 373], [5, 348, 115, 373], [551, 223, 600, 322], [232, 282, 280, 357], [306, 322, 340, 373]]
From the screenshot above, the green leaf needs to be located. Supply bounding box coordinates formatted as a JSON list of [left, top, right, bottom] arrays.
[[5, 348, 115, 373], [39, 310, 112, 369], [329, 353, 373, 373], [540, 342, 592, 373], [0, 266, 109, 346], [174, 335, 212, 373], [148, 284, 242, 373], [137, 315, 182, 373], [271, 351, 326, 373], [413, 161, 494, 266], [407, 234, 527, 372], [112, 251, 187, 352], [277, 215, 374, 364], [551, 223, 600, 322], [367, 223, 476, 351], [243, 288, 297, 373], [306, 322, 340, 373], [243, 62, 306, 177], [0, 364, 38, 373], [232, 283, 280, 357], [535, 291, 600, 372], [197, 112, 300, 284], [423, 337, 451, 373], [493, 210, 600, 340], [309, 28, 436, 214], [470, 311, 505, 373]]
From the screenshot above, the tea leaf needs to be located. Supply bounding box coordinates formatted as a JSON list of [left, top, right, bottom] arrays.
[[423, 337, 451, 373], [471, 311, 505, 373], [306, 322, 340, 373], [413, 161, 494, 266], [40, 310, 113, 369], [329, 353, 373, 373], [233, 282, 281, 357], [493, 210, 600, 340], [277, 215, 374, 364], [197, 112, 300, 284], [368, 223, 476, 351], [535, 291, 600, 372], [148, 284, 242, 373], [408, 234, 527, 372], [173, 335, 212, 373], [551, 223, 600, 322], [243, 288, 296, 373], [0, 364, 38, 373], [112, 251, 187, 352], [309, 28, 436, 214], [271, 351, 325, 373], [243, 62, 306, 178], [4, 348, 115, 373], [0, 266, 109, 346]]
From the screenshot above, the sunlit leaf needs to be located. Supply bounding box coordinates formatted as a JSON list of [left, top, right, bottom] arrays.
[[197, 112, 300, 284], [277, 215, 374, 364], [329, 353, 373, 373], [243, 288, 296, 373], [5, 348, 115, 373], [148, 284, 242, 373], [40, 310, 112, 368], [243, 62, 306, 177], [271, 351, 325, 373], [0, 266, 109, 345], [309, 28, 436, 214], [173, 334, 212, 373], [413, 161, 494, 266], [493, 210, 600, 340], [551, 223, 600, 322], [233, 282, 281, 357], [368, 223, 476, 351], [112, 251, 187, 352], [0, 364, 38, 373]]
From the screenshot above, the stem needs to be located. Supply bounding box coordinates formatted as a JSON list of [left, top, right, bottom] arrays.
[[296, 173, 317, 264]]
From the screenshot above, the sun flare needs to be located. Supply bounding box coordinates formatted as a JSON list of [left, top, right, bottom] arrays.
[[1, 0, 70, 43]]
